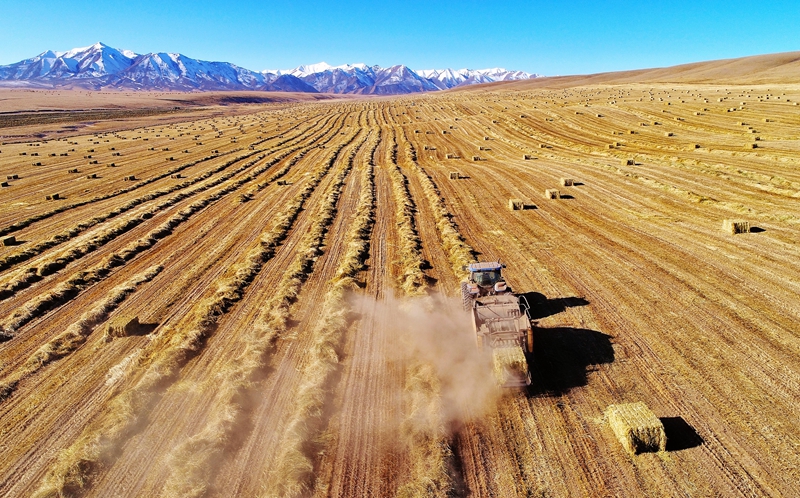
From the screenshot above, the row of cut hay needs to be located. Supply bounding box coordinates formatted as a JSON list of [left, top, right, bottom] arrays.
[[0, 147, 246, 239], [0, 150, 272, 300], [397, 360, 453, 498], [33, 129, 364, 498], [0, 148, 268, 275], [384, 121, 453, 495], [0, 265, 162, 402], [385, 130, 427, 296], [162, 127, 374, 498], [398, 128, 475, 280], [0, 138, 299, 338], [261, 130, 380, 498], [0, 110, 340, 275]]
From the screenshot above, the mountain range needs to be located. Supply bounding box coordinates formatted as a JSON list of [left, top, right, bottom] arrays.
[[0, 43, 540, 95]]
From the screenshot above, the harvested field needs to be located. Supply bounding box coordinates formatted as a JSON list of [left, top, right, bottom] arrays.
[[1, 81, 800, 497]]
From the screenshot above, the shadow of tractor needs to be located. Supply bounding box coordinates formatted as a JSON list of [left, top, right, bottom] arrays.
[[526, 326, 615, 397]]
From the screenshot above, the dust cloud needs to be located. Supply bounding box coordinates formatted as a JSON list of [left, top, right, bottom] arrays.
[[350, 291, 502, 426]]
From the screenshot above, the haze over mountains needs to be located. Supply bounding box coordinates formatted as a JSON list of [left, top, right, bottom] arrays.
[[0, 42, 540, 94]]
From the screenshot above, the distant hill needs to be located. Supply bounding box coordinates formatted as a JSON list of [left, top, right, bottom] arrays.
[[454, 51, 800, 91]]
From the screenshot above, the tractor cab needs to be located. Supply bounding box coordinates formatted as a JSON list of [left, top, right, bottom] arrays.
[[464, 262, 509, 297]]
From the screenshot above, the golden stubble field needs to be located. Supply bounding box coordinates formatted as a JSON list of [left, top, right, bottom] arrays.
[[0, 80, 799, 497]]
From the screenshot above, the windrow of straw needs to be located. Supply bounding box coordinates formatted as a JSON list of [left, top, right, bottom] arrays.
[[263, 130, 380, 498], [33, 129, 364, 498], [0, 114, 341, 277], [385, 129, 427, 296], [0, 112, 328, 240], [0, 265, 162, 402], [162, 127, 374, 498], [0, 118, 348, 302], [399, 127, 476, 280]]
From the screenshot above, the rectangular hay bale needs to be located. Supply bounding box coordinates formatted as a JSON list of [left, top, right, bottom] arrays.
[[107, 315, 141, 338], [605, 402, 666, 454], [449, 172, 459, 180], [508, 198, 524, 210], [560, 178, 574, 187], [722, 220, 750, 234], [492, 347, 528, 386], [544, 189, 561, 199], [2, 236, 16, 246]]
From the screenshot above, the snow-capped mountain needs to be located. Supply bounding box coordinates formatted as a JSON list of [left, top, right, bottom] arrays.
[[0, 43, 539, 94]]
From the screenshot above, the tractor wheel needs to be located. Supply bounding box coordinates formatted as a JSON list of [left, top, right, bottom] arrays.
[[461, 281, 473, 311]]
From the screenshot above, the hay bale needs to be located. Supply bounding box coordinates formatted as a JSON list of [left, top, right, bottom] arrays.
[[86, 174, 97, 179], [624, 159, 634, 166], [664, 132, 673, 137], [449, 172, 460, 180], [605, 402, 666, 454], [544, 189, 561, 199], [7, 174, 18, 179], [106, 315, 141, 338], [484, 136, 490, 140], [523, 154, 531, 160], [472, 156, 481, 161], [723, 220, 750, 234], [508, 199, 524, 210], [2, 236, 16, 246], [492, 347, 527, 385], [0, 182, 7, 188], [560, 178, 574, 187]]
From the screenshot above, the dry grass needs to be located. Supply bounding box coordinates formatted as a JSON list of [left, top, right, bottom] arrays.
[[34, 130, 364, 498], [605, 402, 666, 454], [0, 265, 161, 402]]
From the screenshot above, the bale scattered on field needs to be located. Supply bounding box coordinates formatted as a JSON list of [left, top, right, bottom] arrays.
[[539, 144, 547, 148], [508, 199, 524, 210], [492, 346, 527, 385], [86, 174, 97, 179], [723, 220, 750, 234], [106, 315, 141, 338], [0, 182, 8, 188], [560, 178, 574, 187], [523, 154, 531, 160], [449, 172, 460, 180], [544, 189, 561, 199], [484, 136, 490, 140], [7, 174, 18, 179], [472, 156, 481, 161], [664, 132, 673, 137], [624, 159, 635, 166], [749, 143, 758, 149], [605, 402, 666, 454], [2, 236, 16, 246]]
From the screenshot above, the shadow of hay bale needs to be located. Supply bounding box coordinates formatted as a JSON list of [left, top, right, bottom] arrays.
[[528, 326, 614, 396], [661, 416, 704, 451]]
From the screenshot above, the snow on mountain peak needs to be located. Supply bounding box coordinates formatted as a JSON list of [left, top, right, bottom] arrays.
[[0, 43, 540, 94]]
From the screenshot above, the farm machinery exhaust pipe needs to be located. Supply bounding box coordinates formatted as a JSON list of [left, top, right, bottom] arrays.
[[461, 262, 533, 387]]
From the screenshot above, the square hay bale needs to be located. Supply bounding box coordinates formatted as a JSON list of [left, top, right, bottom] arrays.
[[7, 174, 18, 180], [472, 156, 481, 161], [605, 402, 666, 454], [723, 220, 750, 234], [544, 189, 561, 199], [492, 347, 527, 385], [539, 144, 547, 148], [52, 193, 60, 200], [560, 178, 574, 187], [449, 172, 460, 180], [106, 315, 141, 338], [0, 182, 8, 188], [2, 236, 16, 246], [624, 159, 635, 166], [664, 132, 673, 137], [508, 198, 525, 210], [749, 143, 758, 149], [86, 174, 97, 179], [484, 136, 490, 140], [522, 154, 531, 160]]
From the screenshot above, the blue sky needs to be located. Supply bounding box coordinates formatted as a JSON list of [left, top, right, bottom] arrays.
[[1, 0, 798, 75]]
